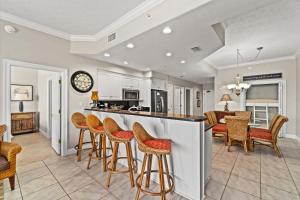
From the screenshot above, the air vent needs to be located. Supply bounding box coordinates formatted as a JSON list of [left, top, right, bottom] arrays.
[[191, 46, 202, 52], [108, 33, 116, 42]]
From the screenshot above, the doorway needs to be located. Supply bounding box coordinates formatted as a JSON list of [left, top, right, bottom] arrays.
[[185, 88, 193, 115], [174, 86, 184, 114], [2, 59, 68, 155]]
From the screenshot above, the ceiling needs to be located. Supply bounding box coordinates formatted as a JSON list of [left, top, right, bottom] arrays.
[[205, 0, 300, 68], [1, 0, 299, 84], [87, 0, 276, 83], [0, 0, 146, 35]]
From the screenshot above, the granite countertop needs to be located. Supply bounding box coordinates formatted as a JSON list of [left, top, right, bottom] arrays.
[[85, 108, 207, 122]]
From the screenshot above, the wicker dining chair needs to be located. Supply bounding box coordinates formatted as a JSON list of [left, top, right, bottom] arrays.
[[249, 115, 288, 157], [235, 111, 251, 121], [251, 114, 280, 133], [205, 111, 228, 145], [225, 116, 250, 153], [0, 125, 22, 190]]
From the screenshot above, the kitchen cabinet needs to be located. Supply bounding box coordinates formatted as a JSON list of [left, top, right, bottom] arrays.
[[122, 76, 139, 89], [151, 78, 167, 91], [98, 71, 122, 100]]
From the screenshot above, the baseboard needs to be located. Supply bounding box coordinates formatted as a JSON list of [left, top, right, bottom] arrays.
[[39, 129, 50, 139], [283, 134, 300, 140]]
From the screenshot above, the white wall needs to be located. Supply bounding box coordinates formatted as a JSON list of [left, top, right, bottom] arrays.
[[10, 66, 38, 112], [296, 54, 300, 138], [215, 58, 297, 136], [37, 70, 58, 135]]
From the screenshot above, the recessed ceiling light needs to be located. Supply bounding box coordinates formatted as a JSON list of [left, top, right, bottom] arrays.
[[162, 26, 172, 34], [126, 43, 135, 49], [165, 52, 172, 57], [123, 61, 128, 65], [104, 52, 110, 57], [180, 60, 186, 64]]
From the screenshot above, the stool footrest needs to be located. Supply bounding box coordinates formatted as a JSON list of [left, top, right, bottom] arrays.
[[136, 170, 174, 196], [107, 157, 136, 174]]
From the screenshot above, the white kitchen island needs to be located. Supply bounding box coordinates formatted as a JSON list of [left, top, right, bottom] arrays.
[[84, 108, 213, 200]]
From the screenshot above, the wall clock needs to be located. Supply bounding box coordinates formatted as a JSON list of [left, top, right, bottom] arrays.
[[70, 71, 94, 93]]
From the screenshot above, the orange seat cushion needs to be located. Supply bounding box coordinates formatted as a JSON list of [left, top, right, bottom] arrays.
[[250, 129, 272, 140], [144, 139, 171, 151], [112, 130, 134, 140], [213, 124, 227, 133], [96, 126, 104, 132]]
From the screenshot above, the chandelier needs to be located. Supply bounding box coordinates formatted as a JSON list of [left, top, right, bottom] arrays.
[[227, 49, 251, 96]]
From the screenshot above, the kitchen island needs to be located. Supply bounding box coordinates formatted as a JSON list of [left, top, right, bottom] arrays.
[[84, 108, 212, 200]]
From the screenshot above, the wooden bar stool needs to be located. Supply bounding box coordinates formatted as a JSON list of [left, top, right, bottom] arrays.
[[132, 122, 174, 200], [86, 114, 112, 170], [103, 117, 135, 188], [71, 112, 90, 161]]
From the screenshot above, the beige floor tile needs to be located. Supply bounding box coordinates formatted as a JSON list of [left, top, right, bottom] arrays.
[[22, 183, 66, 200], [231, 166, 260, 182], [205, 180, 225, 200], [60, 172, 94, 194], [261, 165, 292, 180], [261, 184, 300, 200], [227, 174, 260, 197], [48, 161, 82, 182], [21, 174, 57, 196], [58, 196, 71, 200], [288, 164, 300, 182], [234, 160, 260, 172], [4, 188, 22, 200], [69, 182, 109, 200], [17, 161, 45, 174], [210, 169, 230, 185], [18, 166, 51, 185], [221, 187, 260, 200], [261, 174, 298, 194], [212, 160, 234, 173], [100, 193, 119, 200]]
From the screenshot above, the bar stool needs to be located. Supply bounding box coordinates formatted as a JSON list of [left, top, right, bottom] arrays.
[[132, 122, 174, 200], [71, 112, 90, 161], [103, 117, 135, 188], [86, 114, 112, 170]]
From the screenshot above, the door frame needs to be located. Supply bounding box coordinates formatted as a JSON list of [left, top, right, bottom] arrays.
[[2, 59, 69, 156], [184, 87, 194, 115]]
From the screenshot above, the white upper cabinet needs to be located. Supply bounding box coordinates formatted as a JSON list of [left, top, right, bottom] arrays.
[[151, 78, 167, 91], [98, 71, 122, 100], [122, 76, 139, 89]]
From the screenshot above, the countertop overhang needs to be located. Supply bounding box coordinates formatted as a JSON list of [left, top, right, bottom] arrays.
[[85, 108, 207, 122]]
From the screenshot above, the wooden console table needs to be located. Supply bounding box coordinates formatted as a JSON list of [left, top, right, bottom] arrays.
[[11, 112, 39, 135]]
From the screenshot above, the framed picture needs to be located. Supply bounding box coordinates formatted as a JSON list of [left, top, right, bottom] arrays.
[[196, 91, 201, 99], [197, 100, 201, 107], [11, 84, 33, 101]]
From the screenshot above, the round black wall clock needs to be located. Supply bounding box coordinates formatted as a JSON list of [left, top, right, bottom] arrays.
[[70, 70, 94, 93]]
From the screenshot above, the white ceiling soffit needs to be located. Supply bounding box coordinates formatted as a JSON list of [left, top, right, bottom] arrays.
[[83, 0, 276, 84], [69, 0, 213, 54], [0, 0, 147, 37], [205, 0, 300, 69]]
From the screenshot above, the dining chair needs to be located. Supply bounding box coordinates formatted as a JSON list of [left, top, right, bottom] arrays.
[[225, 116, 249, 153], [205, 111, 228, 145], [234, 111, 251, 121], [249, 115, 288, 157]]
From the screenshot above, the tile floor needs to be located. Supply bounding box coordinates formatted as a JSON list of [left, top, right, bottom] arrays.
[[3, 132, 300, 200]]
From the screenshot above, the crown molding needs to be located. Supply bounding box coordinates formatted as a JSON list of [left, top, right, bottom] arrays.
[[0, 0, 165, 42], [0, 11, 70, 40], [216, 56, 296, 70], [70, 0, 165, 41]]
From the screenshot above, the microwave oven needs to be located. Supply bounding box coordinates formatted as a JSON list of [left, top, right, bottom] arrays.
[[122, 89, 140, 100]]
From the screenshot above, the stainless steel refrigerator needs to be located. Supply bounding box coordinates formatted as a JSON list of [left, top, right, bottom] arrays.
[[151, 89, 168, 113]]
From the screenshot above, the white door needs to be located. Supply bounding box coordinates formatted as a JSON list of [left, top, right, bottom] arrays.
[[167, 84, 174, 113], [49, 74, 61, 154], [174, 86, 184, 114], [203, 90, 215, 113]]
